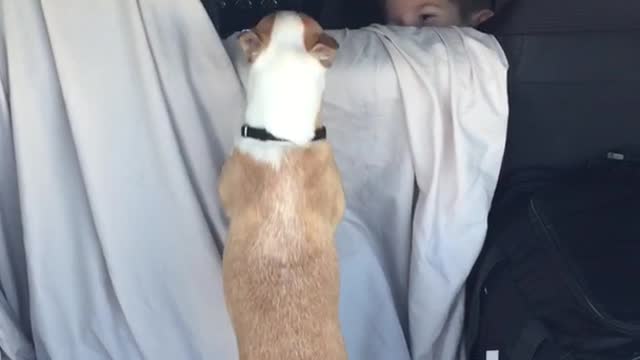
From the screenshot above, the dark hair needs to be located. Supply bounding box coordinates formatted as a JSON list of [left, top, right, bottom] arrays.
[[377, 0, 493, 24], [459, 0, 493, 17]]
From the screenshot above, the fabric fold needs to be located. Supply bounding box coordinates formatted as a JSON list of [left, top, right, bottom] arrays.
[[369, 26, 508, 360], [1, 1, 507, 358], [1, 0, 242, 358]]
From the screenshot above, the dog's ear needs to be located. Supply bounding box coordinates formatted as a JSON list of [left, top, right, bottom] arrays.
[[238, 30, 263, 63], [310, 33, 339, 68]]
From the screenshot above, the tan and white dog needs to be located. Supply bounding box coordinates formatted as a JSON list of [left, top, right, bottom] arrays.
[[218, 11, 347, 360]]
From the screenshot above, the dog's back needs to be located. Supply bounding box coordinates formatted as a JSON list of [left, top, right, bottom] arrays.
[[218, 11, 346, 359], [220, 141, 346, 360]]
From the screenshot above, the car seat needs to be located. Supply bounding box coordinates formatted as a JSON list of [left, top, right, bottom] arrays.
[[480, 0, 640, 177], [466, 1, 640, 358]]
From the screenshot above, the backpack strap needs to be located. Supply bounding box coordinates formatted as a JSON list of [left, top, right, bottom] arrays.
[[465, 245, 504, 355], [508, 320, 573, 360], [509, 320, 550, 360], [466, 169, 558, 356]]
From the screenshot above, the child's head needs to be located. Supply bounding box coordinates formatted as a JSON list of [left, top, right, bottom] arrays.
[[385, 0, 494, 27]]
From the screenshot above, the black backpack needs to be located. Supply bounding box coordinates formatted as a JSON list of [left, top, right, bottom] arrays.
[[465, 155, 640, 360]]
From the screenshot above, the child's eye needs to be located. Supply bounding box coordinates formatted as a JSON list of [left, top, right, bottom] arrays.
[[420, 14, 437, 25]]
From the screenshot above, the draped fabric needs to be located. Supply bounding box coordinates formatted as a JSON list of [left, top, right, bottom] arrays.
[[1, 0, 242, 358], [0, 1, 507, 359]]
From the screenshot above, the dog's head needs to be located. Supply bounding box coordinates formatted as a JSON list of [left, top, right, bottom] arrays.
[[238, 11, 339, 68], [238, 12, 339, 145]]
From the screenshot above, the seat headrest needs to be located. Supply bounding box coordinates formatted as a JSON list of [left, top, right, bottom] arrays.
[[206, 0, 329, 38], [482, 0, 640, 34]]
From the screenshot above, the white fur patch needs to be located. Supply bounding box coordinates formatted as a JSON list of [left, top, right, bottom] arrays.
[[239, 11, 327, 166], [236, 137, 297, 169]]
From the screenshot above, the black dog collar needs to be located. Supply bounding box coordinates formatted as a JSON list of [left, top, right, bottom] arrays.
[[240, 125, 327, 142]]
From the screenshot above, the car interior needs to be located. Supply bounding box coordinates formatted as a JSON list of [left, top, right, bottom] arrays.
[[199, 0, 640, 358], [2, 0, 636, 359]]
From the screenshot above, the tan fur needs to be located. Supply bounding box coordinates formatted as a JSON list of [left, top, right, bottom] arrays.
[[220, 12, 347, 360], [301, 14, 329, 51], [301, 14, 340, 68], [239, 14, 276, 63], [219, 143, 346, 360], [240, 13, 339, 68]]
